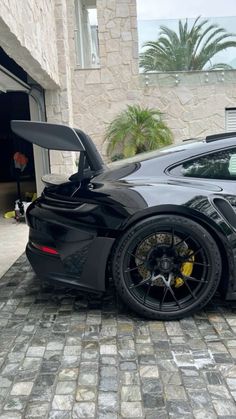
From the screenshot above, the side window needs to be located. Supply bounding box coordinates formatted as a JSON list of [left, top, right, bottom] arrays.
[[74, 0, 100, 68], [171, 148, 236, 180]]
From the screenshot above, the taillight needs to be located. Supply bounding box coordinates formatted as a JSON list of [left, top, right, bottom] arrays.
[[31, 242, 58, 255]]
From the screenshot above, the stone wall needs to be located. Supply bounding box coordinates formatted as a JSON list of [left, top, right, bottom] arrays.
[[45, 0, 76, 175], [70, 0, 140, 155], [68, 0, 236, 156], [2, 0, 236, 177], [0, 0, 77, 175], [140, 72, 236, 142], [0, 0, 59, 88]]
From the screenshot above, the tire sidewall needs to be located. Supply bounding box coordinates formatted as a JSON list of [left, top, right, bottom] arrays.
[[112, 215, 222, 320]]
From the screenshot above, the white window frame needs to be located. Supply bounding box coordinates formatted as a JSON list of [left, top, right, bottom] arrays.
[[225, 108, 236, 132], [74, 0, 85, 67], [74, 0, 100, 69]]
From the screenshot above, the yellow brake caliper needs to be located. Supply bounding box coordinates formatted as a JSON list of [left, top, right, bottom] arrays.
[[175, 252, 194, 288]]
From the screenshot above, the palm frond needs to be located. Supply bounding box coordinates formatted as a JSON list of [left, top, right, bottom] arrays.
[[139, 15, 236, 71], [208, 62, 233, 70], [105, 105, 173, 160]]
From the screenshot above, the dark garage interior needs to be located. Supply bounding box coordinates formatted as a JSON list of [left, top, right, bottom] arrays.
[[0, 48, 36, 214], [0, 92, 36, 213]]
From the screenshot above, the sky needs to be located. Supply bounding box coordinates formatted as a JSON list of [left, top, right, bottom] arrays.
[[137, 1, 236, 67], [137, 0, 236, 20]]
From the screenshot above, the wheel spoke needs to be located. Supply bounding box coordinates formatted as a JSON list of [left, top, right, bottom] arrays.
[[170, 227, 175, 248], [143, 282, 152, 305], [155, 232, 159, 245], [184, 260, 210, 267], [125, 263, 145, 273], [174, 235, 191, 249], [127, 251, 146, 263], [183, 279, 197, 300], [183, 274, 208, 284], [168, 285, 182, 308], [160, 286, 169, 309], [183, 247, 203, 260], [129, 274, 152, 290]]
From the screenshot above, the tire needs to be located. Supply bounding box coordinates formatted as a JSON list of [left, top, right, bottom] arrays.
[[112, 215, 222, 320]]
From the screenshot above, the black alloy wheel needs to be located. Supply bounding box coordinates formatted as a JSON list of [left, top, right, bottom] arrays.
[[112, 215, 222, 320]]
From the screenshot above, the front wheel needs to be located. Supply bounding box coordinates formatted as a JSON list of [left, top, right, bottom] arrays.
[[112, 215, 222, 320]]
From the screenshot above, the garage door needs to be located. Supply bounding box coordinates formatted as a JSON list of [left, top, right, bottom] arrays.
[[0, 63, 30, 93]]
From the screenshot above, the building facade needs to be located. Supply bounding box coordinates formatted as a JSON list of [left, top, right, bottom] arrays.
[[0, 0, 236, 196]]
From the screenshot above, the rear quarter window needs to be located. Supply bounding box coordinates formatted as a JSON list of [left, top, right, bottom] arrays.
[[169, 148, 236, 180]]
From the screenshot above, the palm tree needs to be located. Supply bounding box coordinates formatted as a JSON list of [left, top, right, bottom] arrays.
[[140, 16, 236, 72], [106, 105, 173, 160]]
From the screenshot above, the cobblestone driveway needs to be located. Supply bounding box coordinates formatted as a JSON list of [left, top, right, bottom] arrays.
[[1, 255, 236, 418]]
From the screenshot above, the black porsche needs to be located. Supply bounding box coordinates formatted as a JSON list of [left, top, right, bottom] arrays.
[[11, 121, 236, 320]]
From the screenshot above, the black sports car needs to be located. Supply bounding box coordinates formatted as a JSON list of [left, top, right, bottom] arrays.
[[11, 121, 236, 320]]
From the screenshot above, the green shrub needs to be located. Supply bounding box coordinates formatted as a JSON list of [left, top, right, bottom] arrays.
[[106, 105, 173, 160]]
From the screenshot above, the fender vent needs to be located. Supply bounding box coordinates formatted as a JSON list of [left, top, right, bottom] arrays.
[[213, 198, 236, 229]]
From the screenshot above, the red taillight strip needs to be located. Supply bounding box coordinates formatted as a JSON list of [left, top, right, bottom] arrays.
[[31, 242, 58, 255]]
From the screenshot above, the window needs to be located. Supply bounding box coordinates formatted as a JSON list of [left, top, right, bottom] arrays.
[[74, 0, 100, 68], [170, 148, 236, 180], [226, 108, 236, 132]]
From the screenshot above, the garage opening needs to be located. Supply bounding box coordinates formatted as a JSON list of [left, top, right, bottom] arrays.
[[0, 47, 47, 214], [0, 91, 36, 213], [0, 47, 48, 278]]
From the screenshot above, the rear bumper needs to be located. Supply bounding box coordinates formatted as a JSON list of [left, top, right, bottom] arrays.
[[26, 243, 65, 278], [26, 235, 115, 292]]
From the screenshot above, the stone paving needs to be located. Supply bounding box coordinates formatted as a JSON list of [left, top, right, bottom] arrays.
[[0, 215, 28, 278], [1, 255, 236, 418]]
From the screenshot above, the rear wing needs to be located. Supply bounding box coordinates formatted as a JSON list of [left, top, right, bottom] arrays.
[[11, 120, 105, 178], [11, 120, 85, 151]]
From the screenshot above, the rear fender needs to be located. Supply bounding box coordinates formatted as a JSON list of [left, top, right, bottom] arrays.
[[112, 203, 235, 294], [121, 203, 233, 238]]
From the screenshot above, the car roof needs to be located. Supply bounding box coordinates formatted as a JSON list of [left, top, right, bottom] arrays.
[[110, 134, 236, 169]]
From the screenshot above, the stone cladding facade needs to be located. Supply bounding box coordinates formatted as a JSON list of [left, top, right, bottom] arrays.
[[1, 0, 236, 173]]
